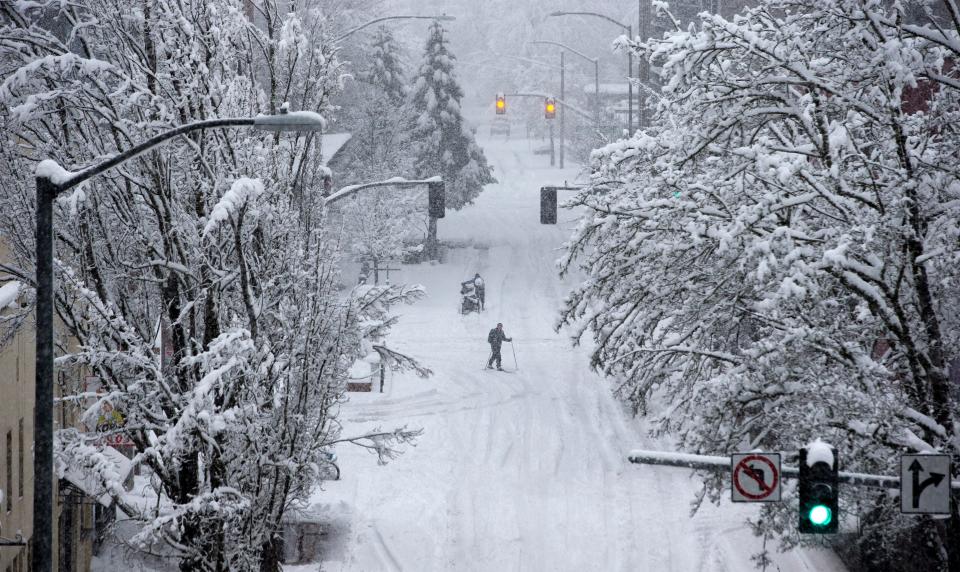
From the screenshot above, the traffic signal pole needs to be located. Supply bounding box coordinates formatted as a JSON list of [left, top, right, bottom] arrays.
[[549, 123, 555, 166], [501, 93, 593, 122], [627, 449, 960, 491], [323, 177, 446, 259]]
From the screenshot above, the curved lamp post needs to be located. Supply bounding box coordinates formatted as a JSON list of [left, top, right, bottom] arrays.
[[31, 109, 324, 572], [548, 10, 633, 134], [333, 14, 455, 43]]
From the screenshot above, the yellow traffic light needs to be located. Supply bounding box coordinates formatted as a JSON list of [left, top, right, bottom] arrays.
[[496, 94, 506, 115], [544, 97, 556, 119]]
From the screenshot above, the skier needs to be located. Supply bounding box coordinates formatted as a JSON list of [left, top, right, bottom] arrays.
[[486, 323, 512, 370]]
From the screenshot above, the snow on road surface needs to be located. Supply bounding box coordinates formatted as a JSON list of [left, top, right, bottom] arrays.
[[310, 135, 845, 572]]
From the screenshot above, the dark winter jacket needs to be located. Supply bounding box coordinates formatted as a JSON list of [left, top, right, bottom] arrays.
[[487, 328, 511, 348]]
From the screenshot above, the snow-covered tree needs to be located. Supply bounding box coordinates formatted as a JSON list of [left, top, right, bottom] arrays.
[[337, 26, 411, 182], [333, 26, 428, 268], [339, 189, 426, 282], [0, 2, 425, 570], [361, 26, 408, 106], [560, 0, 959, 567], [409, 21, 495, 255]]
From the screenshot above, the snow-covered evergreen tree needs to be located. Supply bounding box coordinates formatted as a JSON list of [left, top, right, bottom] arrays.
[[334, 26, 428, 266], [409, 21, 495, 214], [560, 0, 960, 567], [362, 26, 408, 106], [337, 27, 412, 183]]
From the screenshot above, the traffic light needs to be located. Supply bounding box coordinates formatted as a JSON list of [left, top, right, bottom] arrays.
[[798, 446, 839, 534], [540, 187, 557, 224], [544, 97, 556, 119], [428, 181, 445, 219], [496, 93, 506, 115]]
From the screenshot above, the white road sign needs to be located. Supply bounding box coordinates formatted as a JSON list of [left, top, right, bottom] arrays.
[[901, 454, 951, 515], [731, 453, 781, 502]]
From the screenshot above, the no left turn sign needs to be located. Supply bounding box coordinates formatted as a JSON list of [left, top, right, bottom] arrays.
[[731, 453, 781, 502]]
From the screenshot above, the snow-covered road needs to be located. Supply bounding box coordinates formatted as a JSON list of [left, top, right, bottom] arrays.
[[312, 136, 844, 572]]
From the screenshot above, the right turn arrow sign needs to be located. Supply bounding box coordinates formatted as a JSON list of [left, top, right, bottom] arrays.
[[901, 454, 951, 515]]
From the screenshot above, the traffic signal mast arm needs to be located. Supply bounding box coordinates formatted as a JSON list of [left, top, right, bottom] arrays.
[[501, 92, 595, 123], [627, 449, 960, 490], [324, 177, 442, 206]]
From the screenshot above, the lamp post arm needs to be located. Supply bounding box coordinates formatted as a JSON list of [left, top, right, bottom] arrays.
[[55, 117, 257, 194], [490, 53, 561, 70], [549, 11, 629, 32], [529, 40, 598, 66], [334, 15, 454, 43]]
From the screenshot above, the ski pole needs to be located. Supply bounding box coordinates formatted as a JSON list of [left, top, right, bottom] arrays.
[[510, 341, 518, 371]]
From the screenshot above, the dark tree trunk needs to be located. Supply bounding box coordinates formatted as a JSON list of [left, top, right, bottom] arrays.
[[259, 534, 284, 572]]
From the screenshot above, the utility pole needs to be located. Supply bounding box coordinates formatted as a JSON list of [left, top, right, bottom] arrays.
[[638, 0, 650, 129], [627, 24, 633, 135], [527, 41, 600, 134], [595, 61, 601, 132], [559, 50, 565, 169]]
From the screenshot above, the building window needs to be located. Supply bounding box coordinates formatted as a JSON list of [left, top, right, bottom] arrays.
[[18, 418, 24, 497], [5, 430, 11, 512]]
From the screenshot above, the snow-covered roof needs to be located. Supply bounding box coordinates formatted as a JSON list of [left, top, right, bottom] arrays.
[[320, 132, 353, 163], [582, 83, 632, 95]]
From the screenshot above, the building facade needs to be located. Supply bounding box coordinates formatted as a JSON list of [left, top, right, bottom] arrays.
[[0, 265, 33, 571]]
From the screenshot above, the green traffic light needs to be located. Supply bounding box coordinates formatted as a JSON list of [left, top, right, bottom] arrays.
[[808, 505, 832, 526]]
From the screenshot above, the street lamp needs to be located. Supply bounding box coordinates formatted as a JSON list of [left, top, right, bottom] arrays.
[[548, 10, 633, 134], [333, 14, 456, 43], [31, 109, 323, 572]]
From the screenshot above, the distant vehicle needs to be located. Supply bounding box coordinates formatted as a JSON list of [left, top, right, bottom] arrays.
[[490, 117, 510, 137]]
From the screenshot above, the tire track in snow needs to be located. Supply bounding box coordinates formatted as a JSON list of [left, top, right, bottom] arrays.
[[370, 525, 403, 572]]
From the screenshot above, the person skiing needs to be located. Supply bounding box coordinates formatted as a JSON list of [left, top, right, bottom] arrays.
[[486, 323, 512, 370], [472, 273, 485, 311]]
